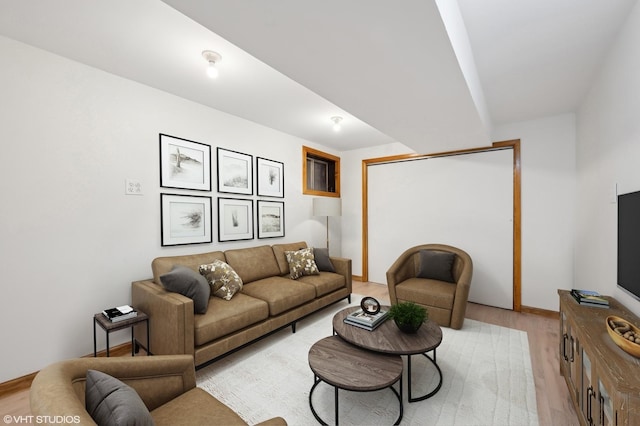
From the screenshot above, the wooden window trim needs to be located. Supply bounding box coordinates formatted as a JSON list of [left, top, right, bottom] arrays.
[[303, 146, 341, 197]]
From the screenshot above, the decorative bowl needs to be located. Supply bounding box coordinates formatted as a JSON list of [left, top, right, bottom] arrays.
[[606, 315, 640, 358]]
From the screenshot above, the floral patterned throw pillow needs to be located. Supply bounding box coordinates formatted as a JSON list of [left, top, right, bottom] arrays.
[[199, 260, 243, 300], [285, 248, 320, 279]]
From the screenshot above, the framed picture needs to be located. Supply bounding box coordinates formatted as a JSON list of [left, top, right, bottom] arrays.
[[257, 200, 285, 239], [218, 197, 254, 241], [217, 148, 253, 195], [256, 157, 284, 198], [160, 194, 212, 246], [159, 134, 211, 191]]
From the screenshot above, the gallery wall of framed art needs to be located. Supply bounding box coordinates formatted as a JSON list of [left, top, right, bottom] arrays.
[[158, 133, 286, 245]]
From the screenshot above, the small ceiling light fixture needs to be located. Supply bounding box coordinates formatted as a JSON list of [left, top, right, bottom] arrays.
[[330, 116, 343, 132], [202, 50, 222, 79]]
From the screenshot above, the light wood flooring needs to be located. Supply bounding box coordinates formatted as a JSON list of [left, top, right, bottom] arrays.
[[0, 281, 577, 425], [357, 280, 578, 425]]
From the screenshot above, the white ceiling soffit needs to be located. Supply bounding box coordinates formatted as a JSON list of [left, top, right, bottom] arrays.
[[457, 0, 638, 125], [0, 0, 396, 151], [162, 0, 491, 153]]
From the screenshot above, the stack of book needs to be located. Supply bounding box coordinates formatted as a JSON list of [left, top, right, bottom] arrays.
[[571, 289, 609, 308], [344, 309, 388, 331], [103, 305, 138, 322]]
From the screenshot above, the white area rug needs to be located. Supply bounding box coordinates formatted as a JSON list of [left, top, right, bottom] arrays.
[[197, 297, 538, 425]]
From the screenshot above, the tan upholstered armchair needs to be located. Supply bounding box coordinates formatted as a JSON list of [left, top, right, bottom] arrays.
[[30, 355, 286, 426], [386, 244, 473, 330]]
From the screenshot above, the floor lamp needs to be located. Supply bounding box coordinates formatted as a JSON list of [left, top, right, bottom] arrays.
[[312, 197, 342, 251]]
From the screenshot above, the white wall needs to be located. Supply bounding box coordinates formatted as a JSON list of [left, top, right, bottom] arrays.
[[340, 143, 415, 277], [0, 35, 338, 382], [574, 1, 640, 317], [492, 114, 576, 311], [367, 150, 514, 309]]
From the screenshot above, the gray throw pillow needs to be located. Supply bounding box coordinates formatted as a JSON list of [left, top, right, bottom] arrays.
[[313, 247, 336, 272], [417, 250, 456, 283], [160, 265, 210, 314], [85, 370, 155, 426]]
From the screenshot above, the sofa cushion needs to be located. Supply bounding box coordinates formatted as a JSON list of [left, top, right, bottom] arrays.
[[152, 251, 226, 285], [199, 260, 243, 300], [151, 387, 247, 426], [85, 370, 154, 426], [242, 276, 316, 316], [194, 293, 269, 346], [417, 250, 456, 283], [159, 265, 210, 314], [224, 245, 281, 284], [285, 248, 320, 279], [298, 271, 345, 297], [313, 247, 336, 272], [272, 241, 308, 275], [395, 277, 456, 310]]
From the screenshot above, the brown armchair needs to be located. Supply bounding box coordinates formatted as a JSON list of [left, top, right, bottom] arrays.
[[386, 244, 473, 330], [30, 355, 286, 426]]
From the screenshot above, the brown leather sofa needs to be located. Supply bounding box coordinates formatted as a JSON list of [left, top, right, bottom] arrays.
[[386, 244, 473, 329], [132, 242, 352, 367], [30, 355, 286, 426]]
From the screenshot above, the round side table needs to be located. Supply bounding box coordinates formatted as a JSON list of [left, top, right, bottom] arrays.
[[308, 335, 403, 425]]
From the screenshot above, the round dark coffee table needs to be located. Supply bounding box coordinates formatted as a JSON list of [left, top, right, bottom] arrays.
[[333, 306, 443, 402], [308, 335, 403, 425]]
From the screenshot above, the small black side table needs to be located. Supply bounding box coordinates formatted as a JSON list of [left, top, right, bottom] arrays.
[[93, 310, 149, 357]]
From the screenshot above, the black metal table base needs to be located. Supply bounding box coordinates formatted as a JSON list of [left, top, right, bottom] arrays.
[[309, 375, 403, 425], [407, 348, 443, 402], [93, 314, 150, 357]]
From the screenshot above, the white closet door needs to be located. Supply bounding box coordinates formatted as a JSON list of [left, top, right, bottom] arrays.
[[367, 148, 513, 310]]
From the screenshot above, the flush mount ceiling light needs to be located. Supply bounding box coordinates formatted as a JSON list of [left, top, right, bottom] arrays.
[[202, 50, 222, 79], [330, 116, 343, 132]]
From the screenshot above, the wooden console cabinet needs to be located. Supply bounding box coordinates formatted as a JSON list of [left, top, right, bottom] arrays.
[[558, 290, 640, 425]]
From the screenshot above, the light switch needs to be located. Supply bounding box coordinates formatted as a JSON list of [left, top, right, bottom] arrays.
[[125, 179, 143, 195]]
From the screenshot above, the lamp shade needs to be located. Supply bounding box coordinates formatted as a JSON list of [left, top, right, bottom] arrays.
[[312, 197, 342, 217]]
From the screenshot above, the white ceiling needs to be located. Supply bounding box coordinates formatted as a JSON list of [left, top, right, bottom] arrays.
[[0, 0, 636, 153], [457, 0, 638, 125]]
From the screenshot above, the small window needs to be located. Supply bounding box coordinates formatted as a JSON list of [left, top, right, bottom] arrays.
[[303, 146, 340, 196]]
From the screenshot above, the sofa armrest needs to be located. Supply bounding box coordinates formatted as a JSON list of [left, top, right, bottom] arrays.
[[30, 355, 197, 424], [132, 280, 195, 357], [330, 256, 352, 293]]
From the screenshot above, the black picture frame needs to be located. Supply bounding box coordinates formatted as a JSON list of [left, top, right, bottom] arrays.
[[217, 147, 253, 195], [257, 200, 285, 239], [159, 134, 211, 191], [256, 157, 284, 198], [218, 197, 254, 241], [160, 193, 212, 246]]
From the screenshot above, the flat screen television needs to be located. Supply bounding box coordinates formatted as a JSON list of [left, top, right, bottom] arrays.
[[618, 190, 640, 301]]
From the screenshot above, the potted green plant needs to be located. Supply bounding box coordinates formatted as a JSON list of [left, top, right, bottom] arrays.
[[387, 302, 428, 333]]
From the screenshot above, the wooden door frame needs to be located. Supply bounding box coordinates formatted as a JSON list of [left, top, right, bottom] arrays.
[[361, 140, 522, 312]]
